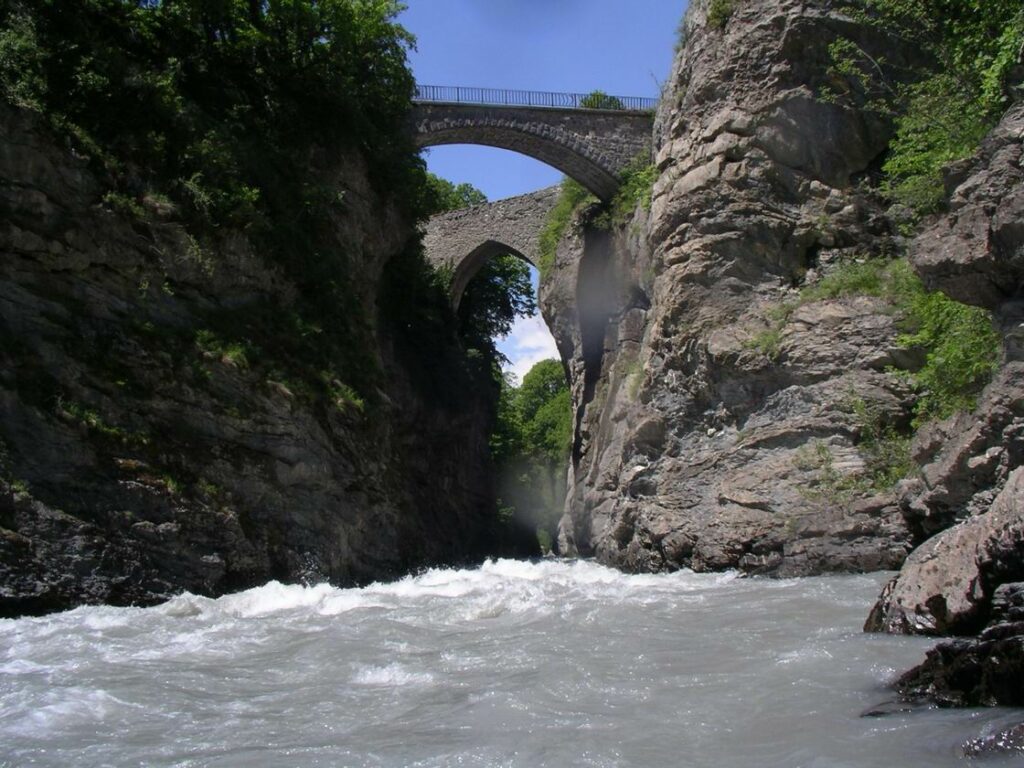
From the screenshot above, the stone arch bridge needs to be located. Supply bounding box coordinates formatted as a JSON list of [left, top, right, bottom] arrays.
[[412, 85, 655, 202], [423, 186, 559, 307], [416, 86, 656, 303]]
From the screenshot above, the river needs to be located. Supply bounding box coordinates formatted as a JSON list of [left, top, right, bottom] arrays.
[[1, 559, 1019, 767]]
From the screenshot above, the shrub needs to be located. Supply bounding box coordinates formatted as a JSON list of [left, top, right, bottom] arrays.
[[707, 0, 735, 29], [825, 1, 1024, 215], [755, 257, 1000, 423], [538, 178, 596, 278], [580, 91, 625, 110]]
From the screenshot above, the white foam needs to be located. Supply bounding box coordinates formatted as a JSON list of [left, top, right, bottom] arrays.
[[351, 662, 435, 686]]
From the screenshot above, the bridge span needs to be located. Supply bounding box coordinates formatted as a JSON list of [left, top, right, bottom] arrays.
[[411, 86, 656, 201], [423, 186, 559, 308]]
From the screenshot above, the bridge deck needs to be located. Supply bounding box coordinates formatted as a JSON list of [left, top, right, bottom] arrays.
[[413, 85, 657, 113]]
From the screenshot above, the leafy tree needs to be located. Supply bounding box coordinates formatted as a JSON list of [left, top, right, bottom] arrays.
[[457, 255, 537, 363], [490, 359, 573, 552], [424, 172, 487, 214], [579, 90, 625, 110]]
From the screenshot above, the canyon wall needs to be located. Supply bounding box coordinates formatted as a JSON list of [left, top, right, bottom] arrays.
[[0, 103, 504, 616], [545, 0, 920, 576]]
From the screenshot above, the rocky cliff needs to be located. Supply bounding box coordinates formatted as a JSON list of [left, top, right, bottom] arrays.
[[0, 102, 503, 616], [546, 0, 920, 576], [862, 101, 1024, 709]]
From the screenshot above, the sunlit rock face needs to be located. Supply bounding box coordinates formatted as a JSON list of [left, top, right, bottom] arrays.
[[544, 0, 924, 575], [864, 105, 1024, 711]]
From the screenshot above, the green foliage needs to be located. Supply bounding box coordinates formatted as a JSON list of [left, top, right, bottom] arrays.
[[890, 261, 1001, 422], [706, 0, 736, 29], [757, 256, 1000, 423], [846, 395, 913, 489], [490, 359, 573, 549], [538, 178, 596, 279], [424, 172, 487, 214], [457, 254, 537, 364], [56, 399, 150, 447], [608, 155, 657, 226], [0, 0, 455, 416], [580, 90, 625, 110], [538, 154, 654, 279], [0, 0, 423, 225], [825, 0, 1024, 214], [195, 330, 251, 370], [881, 75, 994, 213], [800, 257, 890, 302], [518, 360, 573, 461]]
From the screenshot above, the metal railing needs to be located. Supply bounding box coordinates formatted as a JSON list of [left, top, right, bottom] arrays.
[[413, 85, 657, 112]]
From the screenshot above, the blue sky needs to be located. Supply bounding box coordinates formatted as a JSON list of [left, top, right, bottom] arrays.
[[399, 0, 686, 380]]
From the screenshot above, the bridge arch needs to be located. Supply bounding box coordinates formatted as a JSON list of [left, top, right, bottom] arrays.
[[411, 101, 654, 201], [450, 240, 534, 310], [423, 187, 559, 307]]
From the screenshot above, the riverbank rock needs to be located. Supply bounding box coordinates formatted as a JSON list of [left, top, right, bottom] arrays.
[[894, 582, 1024, 707], [864, 97, 1024, 714], [865, 469, 1024, 635], [546, 0, 917, 575]]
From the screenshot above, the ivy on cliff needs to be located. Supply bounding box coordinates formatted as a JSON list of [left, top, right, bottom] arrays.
[[825, 0, 1023, 214]]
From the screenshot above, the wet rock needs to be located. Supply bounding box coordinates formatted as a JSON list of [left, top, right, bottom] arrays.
[[962, 722, 1024, 757]]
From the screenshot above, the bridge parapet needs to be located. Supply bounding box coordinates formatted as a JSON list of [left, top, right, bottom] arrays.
[[414, 85, 658, 112]]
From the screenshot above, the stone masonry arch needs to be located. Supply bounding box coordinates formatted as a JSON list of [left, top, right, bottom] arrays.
[[423, 187, 559, 308], [412, 103, 653, 201]]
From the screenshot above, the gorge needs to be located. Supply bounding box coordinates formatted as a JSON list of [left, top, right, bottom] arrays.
[[1, 0, 1023, 763]]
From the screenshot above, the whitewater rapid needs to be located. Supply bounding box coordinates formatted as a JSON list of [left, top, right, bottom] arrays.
[[0, 559, 1019, 767]]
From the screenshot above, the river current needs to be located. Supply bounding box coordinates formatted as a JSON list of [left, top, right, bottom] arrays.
[[1, 559, 1020, 767]]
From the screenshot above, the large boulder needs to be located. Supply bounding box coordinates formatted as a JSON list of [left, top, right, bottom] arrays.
[[865, 468, 1024, 635]]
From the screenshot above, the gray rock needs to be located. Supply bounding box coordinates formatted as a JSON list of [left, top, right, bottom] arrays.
[[546, 0, 917, 575], [865, 469, 1024, 635], [910, 103, 1024, 310]]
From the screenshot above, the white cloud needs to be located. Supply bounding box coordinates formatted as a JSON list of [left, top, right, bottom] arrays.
[[498, 313, 559, 385]]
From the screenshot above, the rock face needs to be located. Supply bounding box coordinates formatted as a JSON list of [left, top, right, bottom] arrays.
[[866, 102, 1024, 635], [863, 101, 1024, 711], [0, 103, 504, 617], [545, 0, 917, 575]]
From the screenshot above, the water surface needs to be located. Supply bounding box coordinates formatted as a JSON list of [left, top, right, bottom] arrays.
[[1, 559, 1020, 767]]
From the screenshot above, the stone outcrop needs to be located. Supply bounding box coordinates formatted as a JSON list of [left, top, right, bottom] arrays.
[[0, 102, 507, 617], [866, 102, 1024, 634], [861, 100, 1024, 712], [545, 0, 917, 575], [866, 468, 1024, 635]]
